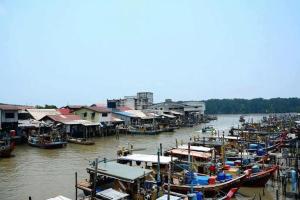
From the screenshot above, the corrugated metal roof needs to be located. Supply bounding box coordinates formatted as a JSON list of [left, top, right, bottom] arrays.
[[167, 149, 211, 159], [113, 111, 137, 118], [0, 104, 20, 110], [44, 115, 81, 123], [63, 120, 99, 126], [84, 106, 111, 113], [57, 108, 71, 115], [125, 110, 152, 119], [27, 109, 60, 120], [88, 161, 152, 183]]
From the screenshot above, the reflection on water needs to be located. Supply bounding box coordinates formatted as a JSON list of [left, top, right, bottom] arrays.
[[0, 114, 273, 200]]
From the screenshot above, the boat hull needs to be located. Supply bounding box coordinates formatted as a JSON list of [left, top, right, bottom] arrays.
[[163, 174, 246, 198], [128, 130, 161, 135], [242, 166, 277, 187], [0, 145, 14, 157], [28, 142, 67, 149], [68, 138, 95, 145]]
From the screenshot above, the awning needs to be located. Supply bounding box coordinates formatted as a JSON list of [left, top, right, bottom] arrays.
[[167, 149, 211, 159], [96, 188, 129, 200], [47, 196, 72, 200], [177, 145, 212, 152], [87, 162, 152, 183], [118, 154, 177, 164]]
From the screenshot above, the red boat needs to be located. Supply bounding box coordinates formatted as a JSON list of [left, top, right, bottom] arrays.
[[242, 165, 278, 187]]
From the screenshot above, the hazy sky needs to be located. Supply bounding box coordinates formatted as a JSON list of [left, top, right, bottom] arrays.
[[0, 0, 299, 106]]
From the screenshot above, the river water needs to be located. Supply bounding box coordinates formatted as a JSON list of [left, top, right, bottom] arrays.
[[0, 114, 277, 200]]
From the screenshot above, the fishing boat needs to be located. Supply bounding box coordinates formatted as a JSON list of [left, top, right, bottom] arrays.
[[28, 134, 67, 149], [128, 126, 161, 135], [162, 170, 250, 198], [201, 126, 215, 134], [239, 116, 245, 123], [242, 165, 278, 187], [0, 140, 15, 157], [0, 132, 16, 158], [67, 137, 95, 145], [76, 161, 158, 200]]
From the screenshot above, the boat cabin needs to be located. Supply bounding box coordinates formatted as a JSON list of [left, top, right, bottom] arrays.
[[78, 161, 156, 200]]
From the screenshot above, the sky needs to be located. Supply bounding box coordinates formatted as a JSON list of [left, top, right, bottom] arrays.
[[0, 0, 299, 106]]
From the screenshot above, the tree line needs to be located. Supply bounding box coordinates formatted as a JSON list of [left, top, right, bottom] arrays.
[[204, 98, 300, 114]]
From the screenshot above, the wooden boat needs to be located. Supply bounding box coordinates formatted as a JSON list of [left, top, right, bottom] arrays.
[[76, 161, 157, 200], [67, 137, 95, 145], [242, 165, 278, 187], [202, 126, 215, 133], [28, 134, 67, 149], [239, 116, 245, 123], [128, 128, 161, 135], [163, 170, 250, 198], [0, 140, 14, 157]]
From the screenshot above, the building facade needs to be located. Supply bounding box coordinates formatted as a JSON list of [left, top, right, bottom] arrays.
[[107, 91, 153, 110], [73, 107, 112, 124]]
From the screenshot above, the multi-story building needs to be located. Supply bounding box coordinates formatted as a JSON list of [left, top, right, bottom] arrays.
[[107, 92, 153, 110]]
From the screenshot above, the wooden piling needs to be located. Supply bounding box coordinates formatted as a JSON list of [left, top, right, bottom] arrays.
[[75, 172, 78, 200]]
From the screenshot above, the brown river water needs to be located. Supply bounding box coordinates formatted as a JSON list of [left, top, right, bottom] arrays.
[[0, 114, 278, 200]]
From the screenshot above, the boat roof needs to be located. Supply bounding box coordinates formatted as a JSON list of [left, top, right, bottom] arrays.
[[96, 188, 129, 200], [167, 149, 211, 159], [156, 194, 182, 200], [118, 154, 178, 164], [88, 161, 152, 183], [206, 135, 240, 140], [46, 196, 72, 200], [177, 145, 212, 152]]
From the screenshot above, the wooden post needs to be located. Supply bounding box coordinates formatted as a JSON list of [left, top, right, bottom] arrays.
[[92, 158, 98, 200], [276, 189, 279, 200], [75, 172, 78, 200], [157, 150, 161, 197], [167, 158, 171, 200], [160, 143, 163, 156]]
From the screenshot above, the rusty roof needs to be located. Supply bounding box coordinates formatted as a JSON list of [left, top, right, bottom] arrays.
[[43, 114, 81, 123], [0, 104, 20, 111], [84, 106, 111, 113]]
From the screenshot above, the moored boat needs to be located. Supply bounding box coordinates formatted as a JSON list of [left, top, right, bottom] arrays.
[[0, 132, 16, 158], [163, 170, 250, 198], [67, 137, 95, 145], [242, 165, 278, 187], [0, 141, 14, 157], [28, 134, 67, 149]]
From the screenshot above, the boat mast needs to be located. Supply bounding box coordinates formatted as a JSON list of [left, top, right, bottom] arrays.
[[188, 142, 193, 193]]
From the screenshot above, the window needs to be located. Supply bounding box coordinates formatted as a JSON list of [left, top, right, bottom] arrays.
[[102, 113, 108, 117], [91, 112, 95, 119], [5, 113, 15, 119], [83, 112, 87, 117]]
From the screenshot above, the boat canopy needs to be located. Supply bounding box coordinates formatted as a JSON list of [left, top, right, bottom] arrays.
[[47, 196, 72, 200], [206, 136, 240, 140], [88, 162, 152, 183], [118, 153, 178, 164], [96, 188, 129, 200], [167, 149, 211, 159], [156, 194, 182, 200], [177, 145, 212, 152]]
